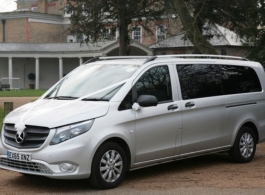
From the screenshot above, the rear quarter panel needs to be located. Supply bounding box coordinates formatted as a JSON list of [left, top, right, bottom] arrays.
[[225, 65, 265, 145]]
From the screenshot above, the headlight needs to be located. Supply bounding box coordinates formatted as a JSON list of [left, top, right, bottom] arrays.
[[50, 120, 94, 145]]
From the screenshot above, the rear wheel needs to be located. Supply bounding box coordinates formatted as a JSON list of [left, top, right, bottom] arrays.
[[229, 126, 256, 163], [89, 142, 127, 189]]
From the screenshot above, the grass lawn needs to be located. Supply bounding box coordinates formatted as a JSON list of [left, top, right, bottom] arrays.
[[0, 89, 47, 97]]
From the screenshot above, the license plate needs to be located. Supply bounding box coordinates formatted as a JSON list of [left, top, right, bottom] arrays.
[[7, 151, 32, 162]]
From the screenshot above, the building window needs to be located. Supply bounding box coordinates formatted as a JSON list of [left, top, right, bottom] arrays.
[[67, 35, 76, 42], [31, 7, 37, 12], [132, 26, 142, 43], [64, 4, 72, 17], [67, 34, 85, 43], [76, 34, 84, 42], [82, 3, 91, 16], [156, 26, 166, 42], [221, 49, 227, 55], [101, 28, 111, 39]]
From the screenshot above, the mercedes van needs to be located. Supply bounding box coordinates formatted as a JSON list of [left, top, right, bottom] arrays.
[[1, 55, 265, 189]]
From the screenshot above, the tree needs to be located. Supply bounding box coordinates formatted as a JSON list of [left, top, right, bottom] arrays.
[[244, 1, 265, 64], [172, 0, 261, 55], [66, 0, 169, 56], [173, 0, 217, 54]]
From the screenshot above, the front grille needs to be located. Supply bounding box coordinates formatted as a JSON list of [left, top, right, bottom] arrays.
[[0, 158, 53, 174], [4, 124, 50, 149]]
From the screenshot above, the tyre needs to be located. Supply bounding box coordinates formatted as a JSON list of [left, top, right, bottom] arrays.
[[89, 142, 127, 189], [229, 126, 256, 163]]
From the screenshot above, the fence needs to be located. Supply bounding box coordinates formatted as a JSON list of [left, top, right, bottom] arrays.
[[0, 78, 20, 91]]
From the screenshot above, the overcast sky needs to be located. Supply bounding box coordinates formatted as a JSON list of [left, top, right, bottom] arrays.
[[0, 0, 16, 13]]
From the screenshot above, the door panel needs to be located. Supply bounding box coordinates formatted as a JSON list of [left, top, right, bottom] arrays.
[[134, 65, 182, 163], [176, 64, 226, 155], [135, 103, 182, 162], [180, 97, 226, 154]]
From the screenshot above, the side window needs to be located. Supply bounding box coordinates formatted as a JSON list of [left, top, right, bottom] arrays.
[[177, 64, 222, 100], [135, 66, 172, 103], [221, 65, 262, 95], [118, 90, 133, 111]]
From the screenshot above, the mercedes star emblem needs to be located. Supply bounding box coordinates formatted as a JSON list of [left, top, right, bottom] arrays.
[[15, 132, 26, 144]]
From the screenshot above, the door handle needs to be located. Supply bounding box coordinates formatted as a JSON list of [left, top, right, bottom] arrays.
[[185, 102, 195, 108], [168, 104, 178, 110]]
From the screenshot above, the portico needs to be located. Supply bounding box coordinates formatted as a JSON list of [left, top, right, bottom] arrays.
[[0, 41, 153, 89]]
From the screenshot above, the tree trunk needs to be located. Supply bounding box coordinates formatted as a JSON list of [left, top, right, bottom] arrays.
[[173, 0, 217, 54], [118, 2, 128, 56]]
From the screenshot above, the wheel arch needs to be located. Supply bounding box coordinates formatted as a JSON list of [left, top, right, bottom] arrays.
[[241, 122, 259, 143], [231, 120, 259, 146], [95, 137, 132, 171]]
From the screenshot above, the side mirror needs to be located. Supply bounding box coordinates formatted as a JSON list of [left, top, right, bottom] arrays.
[[137, 95, 158, 107]]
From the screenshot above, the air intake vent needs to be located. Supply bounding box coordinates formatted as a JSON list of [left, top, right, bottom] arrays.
[[0, 158, 53, 174]]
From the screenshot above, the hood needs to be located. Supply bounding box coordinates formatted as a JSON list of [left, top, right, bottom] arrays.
[[4, 99, 110, 128]]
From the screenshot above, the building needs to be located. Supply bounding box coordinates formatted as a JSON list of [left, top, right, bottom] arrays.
[[0, 0, 155, 89], [150, 24, 248, 56]]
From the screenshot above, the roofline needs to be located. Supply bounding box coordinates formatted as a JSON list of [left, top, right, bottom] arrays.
[[0, 11, 63, 21]]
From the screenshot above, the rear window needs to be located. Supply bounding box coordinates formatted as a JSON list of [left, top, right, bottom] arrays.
[[176, 64, 262, 100], [220, 65, 262, 95]]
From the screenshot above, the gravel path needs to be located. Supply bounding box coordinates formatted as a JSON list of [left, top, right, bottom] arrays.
[[0, 97, 37, 109], [0, 143, 265, 195]]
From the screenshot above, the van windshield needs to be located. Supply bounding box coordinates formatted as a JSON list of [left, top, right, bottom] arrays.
[[45, 63, 139, 101]]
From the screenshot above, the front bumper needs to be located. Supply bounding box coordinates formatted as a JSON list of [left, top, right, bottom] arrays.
[[0, 130, 96, 179]]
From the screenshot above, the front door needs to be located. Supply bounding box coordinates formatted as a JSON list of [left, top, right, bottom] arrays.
[[134, 65, 182, 163]]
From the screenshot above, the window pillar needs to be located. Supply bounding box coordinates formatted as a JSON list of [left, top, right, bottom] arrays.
[[59, 57, 63, 80], [8, 57, 13, 88], [79, 57, 83, 65], [35, 58, 39, 89]]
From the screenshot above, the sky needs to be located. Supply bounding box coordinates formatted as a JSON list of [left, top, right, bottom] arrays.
[[0, 0, 16, 13]]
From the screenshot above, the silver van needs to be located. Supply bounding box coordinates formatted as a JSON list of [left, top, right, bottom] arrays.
[[1, 55, 265, 189]]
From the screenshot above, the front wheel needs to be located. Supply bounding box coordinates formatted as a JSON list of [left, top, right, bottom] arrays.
[[229, 126, 256, 163], [89, 142, 127, 189]]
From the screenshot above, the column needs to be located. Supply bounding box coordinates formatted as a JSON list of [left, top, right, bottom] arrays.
[[79, 57, 83, 65], [35, 58, 39, 89], [59, 57, 63, 80], [8, 57, 13, 89]]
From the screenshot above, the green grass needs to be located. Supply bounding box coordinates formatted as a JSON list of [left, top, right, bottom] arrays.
[[0, 89, 47, 97], [0, 107, 3, 128]]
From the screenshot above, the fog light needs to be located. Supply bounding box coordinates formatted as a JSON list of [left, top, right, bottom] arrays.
[[59, 163, 75, 172]]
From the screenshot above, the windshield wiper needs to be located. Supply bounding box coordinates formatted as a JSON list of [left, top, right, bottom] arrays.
[[82, 98, 109, 101], [45, 96, 78, 100]]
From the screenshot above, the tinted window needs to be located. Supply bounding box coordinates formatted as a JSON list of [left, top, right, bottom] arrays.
[[135, 66, 172, 102], [177, 64, 222, 100], [221, 65, 262, 95], [118, 90, 133, 111]]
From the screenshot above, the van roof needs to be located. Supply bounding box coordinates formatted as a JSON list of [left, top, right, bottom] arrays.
[[84, 55, 261, 68]]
